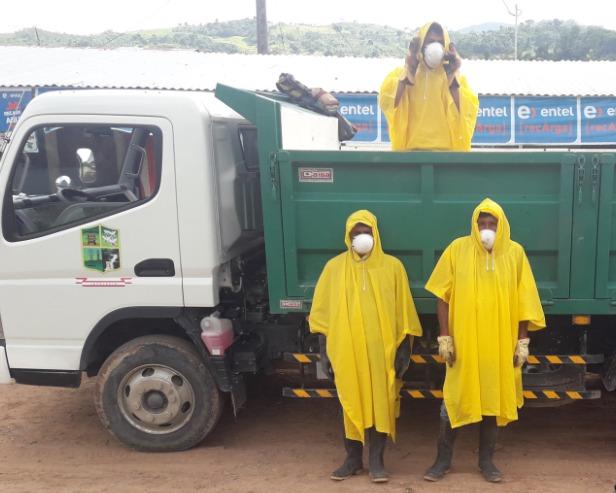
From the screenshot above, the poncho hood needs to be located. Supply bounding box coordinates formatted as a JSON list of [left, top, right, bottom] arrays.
[[344, 209, 385, 264], [471, 198, 512, 255], [418, 21, 452, 51]]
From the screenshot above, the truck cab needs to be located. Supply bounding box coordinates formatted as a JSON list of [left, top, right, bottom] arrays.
[[0, 89, 265, 450]]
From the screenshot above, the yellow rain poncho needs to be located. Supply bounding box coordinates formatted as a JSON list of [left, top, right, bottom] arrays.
[[379, 22, 479, 151], [309, 210, 422, 442], [425, 199, 546, 429]]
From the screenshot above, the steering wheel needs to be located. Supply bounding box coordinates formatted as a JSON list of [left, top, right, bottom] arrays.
[[57, 187, 97, 203]]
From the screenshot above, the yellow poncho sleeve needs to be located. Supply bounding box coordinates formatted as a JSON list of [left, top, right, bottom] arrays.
[[378, 67, 409, 151], [447, 74, 479, 151], [308, 257, 338, 336], [516, 246, 546, 331], [424, 243, 455, 304], [395, 258, 423, 341]]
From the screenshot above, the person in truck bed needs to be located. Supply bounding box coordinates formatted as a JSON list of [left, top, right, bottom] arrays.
[[309, 209, 422, 483], [423, 198, 546, 483], [379, 21, 479, 151]]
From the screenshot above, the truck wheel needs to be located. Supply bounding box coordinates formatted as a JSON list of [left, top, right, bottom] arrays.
[[94, 335, 223, 451]]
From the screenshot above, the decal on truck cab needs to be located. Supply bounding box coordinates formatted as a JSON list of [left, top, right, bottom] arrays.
[[81, 225, 121, 272], [75, 277, 133, 288]]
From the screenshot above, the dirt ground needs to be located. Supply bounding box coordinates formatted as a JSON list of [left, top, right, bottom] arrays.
[[0, 378, 614, 493]]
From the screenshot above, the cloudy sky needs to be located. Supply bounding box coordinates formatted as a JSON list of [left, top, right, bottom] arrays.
[[1, 0, 614, 34]]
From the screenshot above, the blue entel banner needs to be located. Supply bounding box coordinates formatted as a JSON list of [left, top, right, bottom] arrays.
[[514, 97, 578, 144], [336, 94, 380, 142], [337, 94, 616, 145], [581, 98, 616, 144], [0, 89, 33, 133], [474, 96, 512, 144]]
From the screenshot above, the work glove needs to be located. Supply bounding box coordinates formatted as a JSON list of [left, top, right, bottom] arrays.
[[514, 338, 530, 368], [437, 335, 455, 367], [318, 335, 334, 381], [394, 336, 412, 378]]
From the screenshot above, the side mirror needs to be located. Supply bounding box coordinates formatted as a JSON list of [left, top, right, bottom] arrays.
[[77, 148, 96, 184]]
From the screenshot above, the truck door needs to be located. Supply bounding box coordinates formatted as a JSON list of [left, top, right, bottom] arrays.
[[0, 115, 182, 371]]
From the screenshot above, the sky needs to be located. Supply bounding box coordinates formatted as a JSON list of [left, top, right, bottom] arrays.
[[1, 0, 615, 35]]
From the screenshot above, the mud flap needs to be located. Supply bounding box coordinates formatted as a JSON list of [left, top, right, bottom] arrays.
[[230, 374, 247, 416]]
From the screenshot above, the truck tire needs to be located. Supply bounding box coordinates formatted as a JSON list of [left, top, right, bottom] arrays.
[[94, 335, 223, 451]]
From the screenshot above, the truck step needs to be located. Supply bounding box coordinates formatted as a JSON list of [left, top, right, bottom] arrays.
[[282, 387, 602, 401], [283, 352, 604, 365]]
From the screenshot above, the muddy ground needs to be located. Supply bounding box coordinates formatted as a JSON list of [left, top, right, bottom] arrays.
[[0, 378, 614, 492]]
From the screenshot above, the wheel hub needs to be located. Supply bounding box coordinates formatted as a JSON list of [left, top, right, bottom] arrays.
[[117, 364, 196, 434], [144, 390, 167, 412]]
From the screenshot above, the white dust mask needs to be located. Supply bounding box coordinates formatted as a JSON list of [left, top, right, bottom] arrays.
[[423, 42, 444, 69], [352, 234, 374, 255], [480, 229, 496, 250]]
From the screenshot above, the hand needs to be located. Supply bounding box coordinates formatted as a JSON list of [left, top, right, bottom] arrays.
[[321, 353, 334, 380], [444, 42, 461, 75], [514, 338, 530, 368], [319, 335, 334, 381], [437, 335, 455, 367], [400, 36, 421, 82], [394, 337, 412, 378]]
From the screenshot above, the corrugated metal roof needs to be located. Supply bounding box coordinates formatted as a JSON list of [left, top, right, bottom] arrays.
[[1, 46, 616, 96]]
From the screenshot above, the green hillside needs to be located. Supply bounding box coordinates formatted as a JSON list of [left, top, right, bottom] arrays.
[[2, 18, 616, 60]]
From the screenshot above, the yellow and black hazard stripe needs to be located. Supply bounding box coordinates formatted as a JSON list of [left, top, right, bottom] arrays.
[[282, 388, 336, 398], [285, 353, 320, 364], [283, 353, 603, 365], [522, 390, 601, 400], [283, 387, 601, 401], [410, 354, 603, 365], [401, 389, 444, 399], [410, 355, 445, 364], [525, 355, 603, 365]]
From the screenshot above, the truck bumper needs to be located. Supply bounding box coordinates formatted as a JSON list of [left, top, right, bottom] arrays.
[[0, 347, 14, 384]]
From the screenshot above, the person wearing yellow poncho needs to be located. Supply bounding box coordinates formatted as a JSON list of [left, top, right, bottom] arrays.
[[379, 21, 479, 151], [423, 198, 546, 483], [309, 210, 422, 483]]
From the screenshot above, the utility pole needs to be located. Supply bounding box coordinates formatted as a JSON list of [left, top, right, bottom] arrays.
[[502, 0, 521, 60], [256, 0, 268, 54]]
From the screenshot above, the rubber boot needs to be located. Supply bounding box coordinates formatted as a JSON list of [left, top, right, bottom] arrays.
[[368, 428, 389, 483], [478, 417, 503, 483], [423, 417, 458, 481], [330, 437, 363, 480]]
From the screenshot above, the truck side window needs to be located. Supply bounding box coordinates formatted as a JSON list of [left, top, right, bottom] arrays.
[[4, 124, 162, 240]]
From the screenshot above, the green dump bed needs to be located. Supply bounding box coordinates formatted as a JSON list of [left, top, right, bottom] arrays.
[[216, 84, 616, 315]]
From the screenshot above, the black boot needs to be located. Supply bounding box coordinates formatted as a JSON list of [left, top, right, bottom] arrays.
[[478, 417, 503, 483], [423, 417, 458, 481], [330, 437, 363, 480], [368, 428, 389, 483]]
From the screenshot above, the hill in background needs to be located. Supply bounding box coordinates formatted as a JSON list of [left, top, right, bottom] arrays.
[[2, 18, 616, 60]]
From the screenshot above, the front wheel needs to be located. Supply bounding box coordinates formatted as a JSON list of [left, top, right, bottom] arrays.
[[94, 335, 223, 451]]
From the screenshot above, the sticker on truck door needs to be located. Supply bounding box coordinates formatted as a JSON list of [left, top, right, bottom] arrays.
[[81, 225, 121, 272]]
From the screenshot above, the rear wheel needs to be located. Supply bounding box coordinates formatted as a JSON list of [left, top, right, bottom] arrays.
[[94, 335, 223, 451]]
